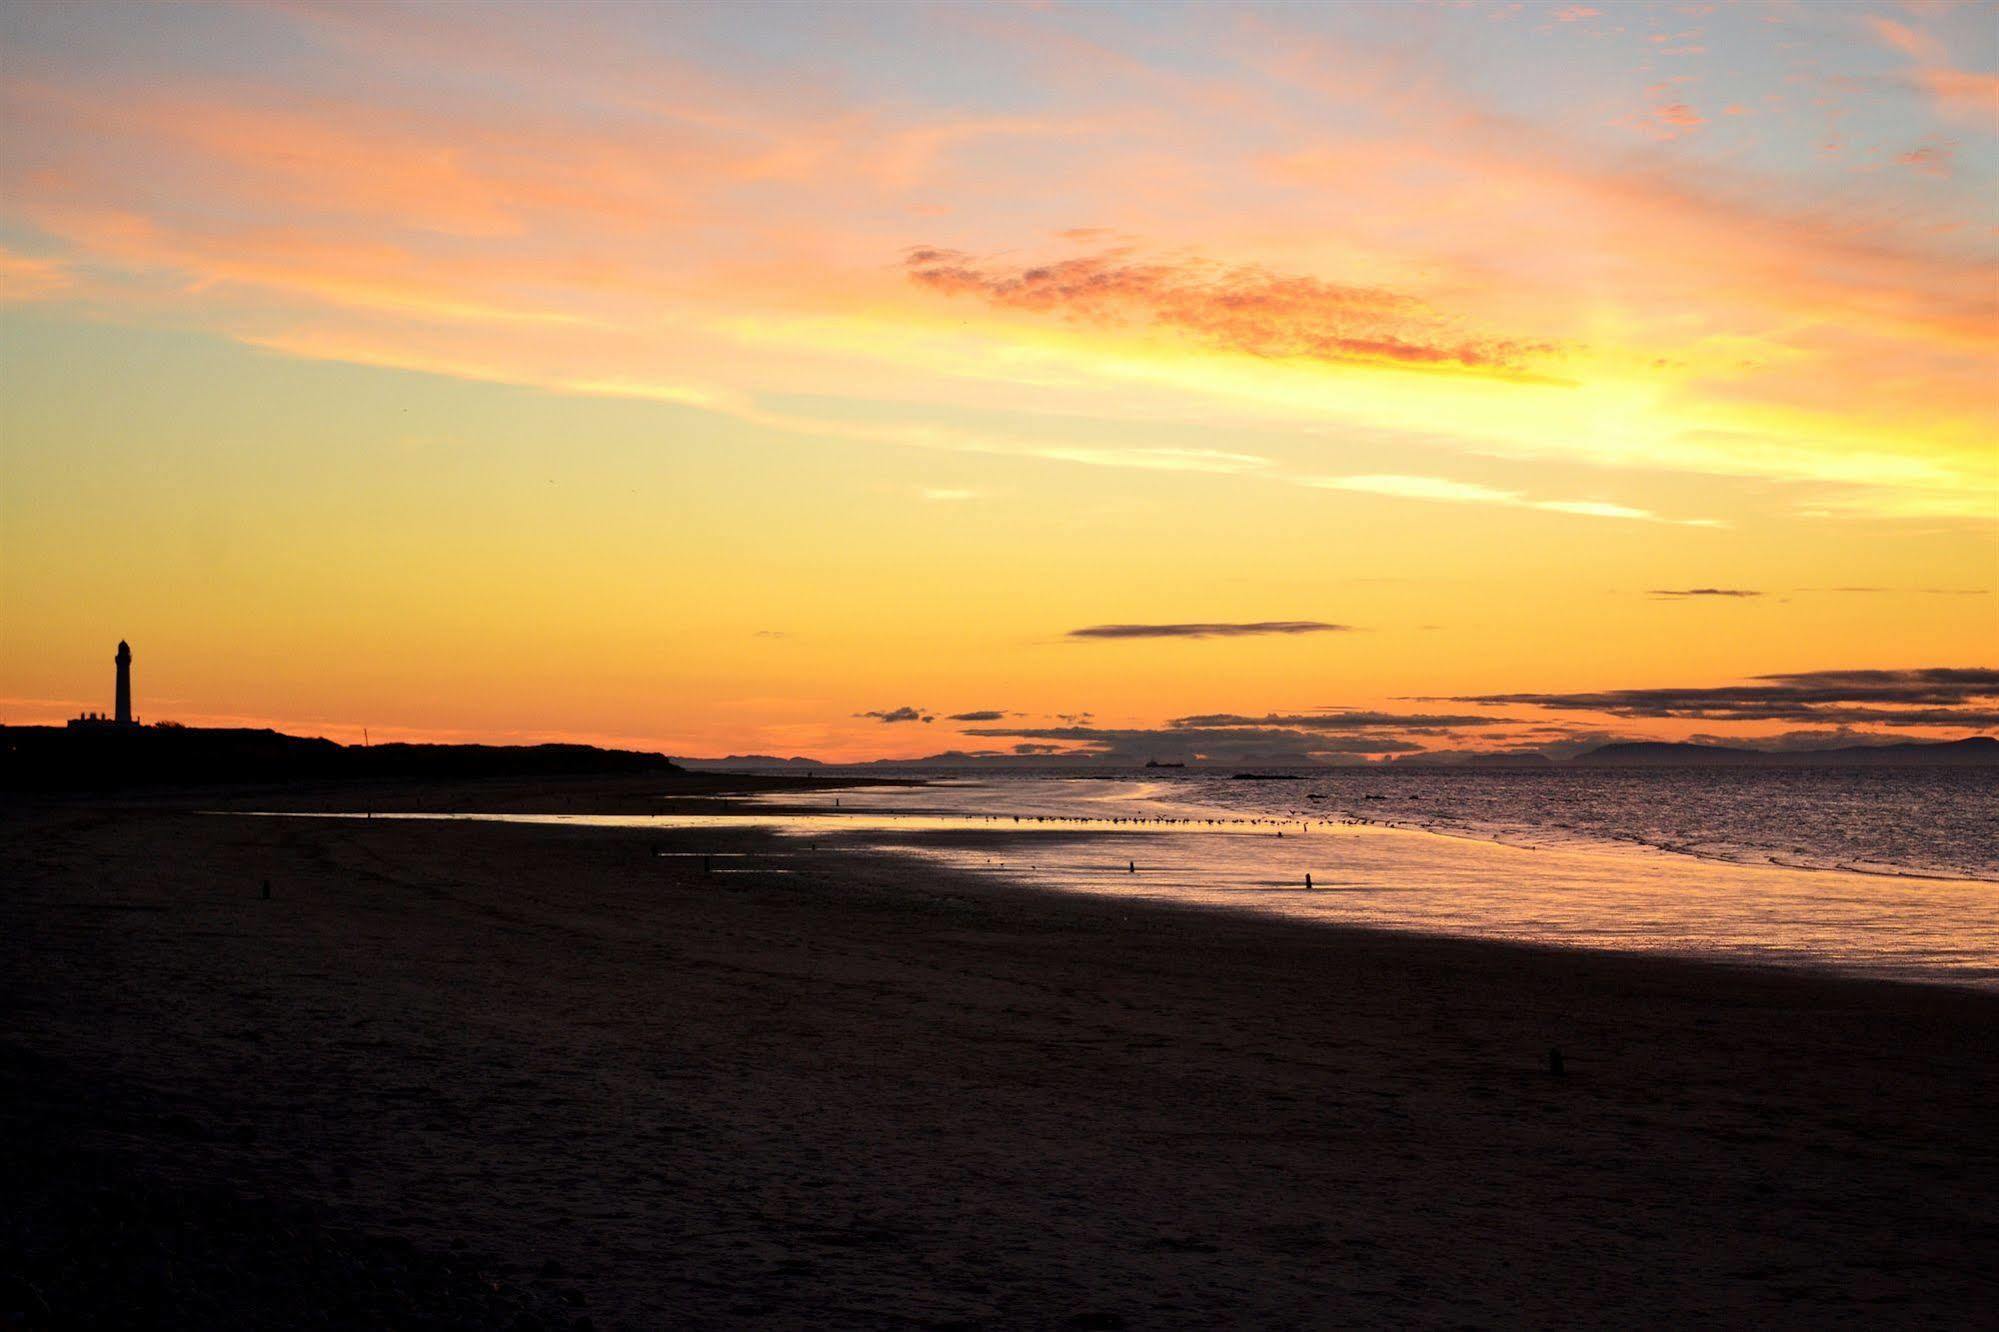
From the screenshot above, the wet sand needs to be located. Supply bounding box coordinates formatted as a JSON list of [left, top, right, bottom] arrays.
[[5, 779, 1997, 1328]]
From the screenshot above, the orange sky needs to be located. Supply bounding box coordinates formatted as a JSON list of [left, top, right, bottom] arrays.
[[2, 1, 1994, 761]]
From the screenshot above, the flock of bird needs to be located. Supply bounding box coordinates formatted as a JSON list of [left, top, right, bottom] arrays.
[[788, 807, 1410, 886]]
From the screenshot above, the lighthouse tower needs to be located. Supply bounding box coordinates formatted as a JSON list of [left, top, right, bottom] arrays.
[[115, 640, 133, 725]]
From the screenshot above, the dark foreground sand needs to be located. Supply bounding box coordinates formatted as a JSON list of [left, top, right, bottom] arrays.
[[4, 779, 1997, 1329]]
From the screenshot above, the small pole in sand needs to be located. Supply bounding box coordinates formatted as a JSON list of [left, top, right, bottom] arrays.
[[1306, 872, 1313, 889], [703, 854, 713, 875], [1548, 1047, 1565, 1076], [1128, 860, 1135, 874], [260, 878, 271, 900]]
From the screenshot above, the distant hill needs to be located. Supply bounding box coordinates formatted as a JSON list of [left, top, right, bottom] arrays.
[[1568, 741, 1767, 767], [680, 751, 1106, 771], [675, 755, 826, 770], [675, 738, 1999, 772], [1569, 737, 1999, 767], [0, 725, 681, 792]]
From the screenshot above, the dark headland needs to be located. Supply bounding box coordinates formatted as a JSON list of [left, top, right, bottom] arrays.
[[5, 763, 1997, 1327], [1, 724, 685, 793]]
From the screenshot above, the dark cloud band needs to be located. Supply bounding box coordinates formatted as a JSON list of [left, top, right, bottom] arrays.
[[1450, 667, 1999, 726], [1169, 711, 1513, 730], [857, 706, 933, 724], [962, 723, 1424, 760], [1068, 621, 1350, 640]]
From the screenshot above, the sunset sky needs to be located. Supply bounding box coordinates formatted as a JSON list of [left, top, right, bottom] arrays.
[[3, 0, 1995, 762]]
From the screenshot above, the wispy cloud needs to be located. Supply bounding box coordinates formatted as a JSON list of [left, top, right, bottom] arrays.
[[1898, 143, 1955, 178], [728, 405, 1273, 479], [946, 709, 1008, 722], [1639, 99, 1707, 141], [1312, 474, 1516, 505], [1797, 587, 1994, 596], [1067, 621, 1351, 640], [0, 245, 71, 302], [1649, 588, 1762, 598], [1914, 67, 1999, 121], [1307, 475, 1712, 526], [1865, 14, 1999, 122]]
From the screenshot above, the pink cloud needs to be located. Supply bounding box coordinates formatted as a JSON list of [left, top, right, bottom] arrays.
[[1864, 15, 1944, 62], [904, 247, 1557, 376], [0, 245, 70, 301], [1898, 143, 1956, 176], [1862, 15, 1998, 122], [1917, 67, 1999, 119], [1625, 98, 1707, 139]]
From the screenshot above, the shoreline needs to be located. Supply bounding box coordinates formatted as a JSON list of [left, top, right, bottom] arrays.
[[6, 779, 1997, 1326], [219, 805, 1999, 994], [202, 775, 1999, 990], [105, 761, 1994, 888]]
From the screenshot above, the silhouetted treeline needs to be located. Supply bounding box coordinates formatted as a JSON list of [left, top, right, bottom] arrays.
[[0, 726, 681, 792]]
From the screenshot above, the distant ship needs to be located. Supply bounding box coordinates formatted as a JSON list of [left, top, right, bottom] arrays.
[[1144, 759, 1186, 769]]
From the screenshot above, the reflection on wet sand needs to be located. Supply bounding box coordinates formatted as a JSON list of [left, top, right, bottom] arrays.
[[235, 777, 1999, 988]]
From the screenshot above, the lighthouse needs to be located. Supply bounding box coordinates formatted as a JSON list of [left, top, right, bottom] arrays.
[[66, 640, 141, 728], [115, 640, 133, 724]]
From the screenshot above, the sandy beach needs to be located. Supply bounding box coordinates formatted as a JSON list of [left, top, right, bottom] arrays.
[[5, 776, 1997, 1329]]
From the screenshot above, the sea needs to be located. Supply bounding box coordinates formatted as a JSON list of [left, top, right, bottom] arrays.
[[262, 765, 1999, 988], [715, 765, 1999, 987], [807, 764, 1999, 882]]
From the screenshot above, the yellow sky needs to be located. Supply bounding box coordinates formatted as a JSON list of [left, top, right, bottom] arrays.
[[2, 2, 1994, 761]]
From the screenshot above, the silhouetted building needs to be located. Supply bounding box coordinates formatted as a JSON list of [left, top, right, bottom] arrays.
[[69, 639, 139, 729], [115, 640, 132, 724]]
